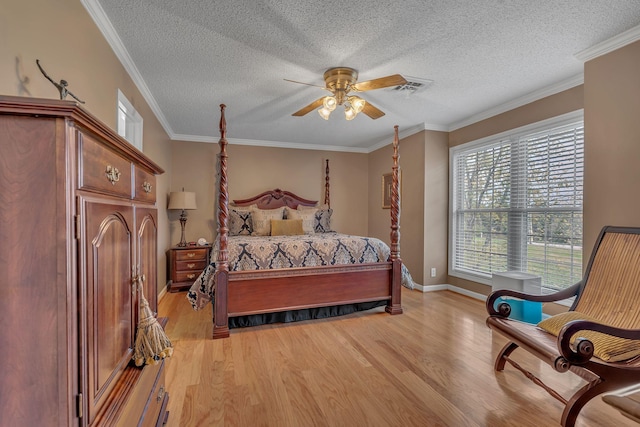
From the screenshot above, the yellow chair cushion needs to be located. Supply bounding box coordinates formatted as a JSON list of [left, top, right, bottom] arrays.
[[270, 219, 304, 236], [538, 311, 640, 362]]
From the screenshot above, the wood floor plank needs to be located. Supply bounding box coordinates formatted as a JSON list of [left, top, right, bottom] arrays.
[[158, 290, 637, 426]]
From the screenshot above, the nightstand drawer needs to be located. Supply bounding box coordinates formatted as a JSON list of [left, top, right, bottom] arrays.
[[168, 246, 211, 292], [175, 248, 208, 261], [175, 271, 199, 282], [176, 259, 207, 271]]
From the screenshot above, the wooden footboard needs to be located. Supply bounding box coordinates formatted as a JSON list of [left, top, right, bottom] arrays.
[[212, 105, 402, 339], [228, 263, 394, 316]]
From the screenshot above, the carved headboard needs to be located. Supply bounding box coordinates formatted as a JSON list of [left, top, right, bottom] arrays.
[[232, 189, 317, 209]]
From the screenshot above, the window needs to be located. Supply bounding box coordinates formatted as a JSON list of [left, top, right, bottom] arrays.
[[117, 89, 143, 150], [449, 112, 584, 291]]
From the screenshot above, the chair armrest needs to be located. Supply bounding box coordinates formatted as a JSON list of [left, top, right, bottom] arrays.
[[486, 282, 581, 317], [557, 320, 640, 365]]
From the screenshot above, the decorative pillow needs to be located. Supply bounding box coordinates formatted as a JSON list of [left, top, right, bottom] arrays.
[[250, 207, 285, 236], [270, 219, 304, 236], [285, 207, 317, 234], [298, 204, 332, 232], [314, 208, 333, 233], [229, 209, 253, 235], [537, 311, 640, 362]]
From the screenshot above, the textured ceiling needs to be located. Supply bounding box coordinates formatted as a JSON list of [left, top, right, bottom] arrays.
[[88, 0, 640, 151]]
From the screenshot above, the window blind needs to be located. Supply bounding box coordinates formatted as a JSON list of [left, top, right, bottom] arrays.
[[451, 118, 584, 291]]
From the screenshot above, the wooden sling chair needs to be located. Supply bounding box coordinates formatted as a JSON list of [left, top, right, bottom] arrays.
[[486, 226, 640, 427]]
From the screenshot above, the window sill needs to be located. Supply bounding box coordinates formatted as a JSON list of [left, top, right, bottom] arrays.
[[449, 269, 576, 307]]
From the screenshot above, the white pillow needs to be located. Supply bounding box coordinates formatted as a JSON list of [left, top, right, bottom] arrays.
[[285, 207, 317, 234], [250, 207, 285, 236]]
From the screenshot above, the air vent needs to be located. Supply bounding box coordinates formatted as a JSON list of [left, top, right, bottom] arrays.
[[387, 77, 433, 95]]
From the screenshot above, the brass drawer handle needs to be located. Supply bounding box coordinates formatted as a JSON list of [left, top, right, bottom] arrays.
[[187, 263, 195, 268], [157, 385, 165, 402], [105, 165, 121, 185], [142, 181, 153, 193], [187, 252, 196, 258], [186, 274, 196, 279]]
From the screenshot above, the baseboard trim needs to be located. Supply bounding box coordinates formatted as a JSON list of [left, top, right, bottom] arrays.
[[417, 283, 487, 302], [158, 283, 169, 303]]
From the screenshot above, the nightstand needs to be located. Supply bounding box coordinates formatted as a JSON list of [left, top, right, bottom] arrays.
[[167, 245, 211, 292]]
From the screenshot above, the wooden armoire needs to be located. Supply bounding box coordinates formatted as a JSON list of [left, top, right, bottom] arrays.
[[0, 96, 169, 426]]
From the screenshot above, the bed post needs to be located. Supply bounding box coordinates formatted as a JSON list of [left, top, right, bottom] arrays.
[[324, 159, 330, 208], [213, 104, 230, 339], [386, 125, 403, 315]]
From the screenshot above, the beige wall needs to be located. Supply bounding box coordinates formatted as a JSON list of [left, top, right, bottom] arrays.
[[447, 86, 584, 295], [169, 142, 369, 244], [423, 130, 450, 286], [449, 85, 584, 148], [583, 40, 640, 257], [172, 130, 440, 287], [366, 129, 448, 285], [368, 131, 425, 282], [1, 0, 173, 295]]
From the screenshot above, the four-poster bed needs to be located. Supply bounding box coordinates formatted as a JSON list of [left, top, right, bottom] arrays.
[[187, 104, 405, 339]]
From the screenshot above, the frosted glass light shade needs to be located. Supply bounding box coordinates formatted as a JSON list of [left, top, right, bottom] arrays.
[[323, 96, 337, 111], [318, 107, 331, 120], [344, 106, 356, 121], [350, 96, 366, 113]]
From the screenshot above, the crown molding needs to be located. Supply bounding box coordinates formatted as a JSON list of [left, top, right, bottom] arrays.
[[230, 138, 369, 153], [449, 73, 584, 131], [365, 123, 435, 153], [575, 23, 640, 62], [81, 0, 175, 138], [170, 133, 370, 153]]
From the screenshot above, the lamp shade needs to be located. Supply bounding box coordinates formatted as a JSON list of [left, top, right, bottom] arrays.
[[168, 191, 197, 210]]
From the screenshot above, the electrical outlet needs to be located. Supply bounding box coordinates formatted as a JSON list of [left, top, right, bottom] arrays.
[[430, 267, 436, 278]]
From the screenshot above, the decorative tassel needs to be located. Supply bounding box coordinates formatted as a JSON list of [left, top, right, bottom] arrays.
[[133, 276, 173, 366]]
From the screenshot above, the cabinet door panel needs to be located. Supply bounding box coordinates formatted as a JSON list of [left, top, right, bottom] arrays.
[[0, 115, 74, 426], [136, 207, 158, 313], [82, 199, 135, 425]]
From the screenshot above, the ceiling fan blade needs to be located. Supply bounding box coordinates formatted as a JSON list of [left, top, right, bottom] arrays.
[[361, 102, 385, 120], [284, 79, 328, 90], [352, 74, 407, 92], [292, 98, 325, 116]]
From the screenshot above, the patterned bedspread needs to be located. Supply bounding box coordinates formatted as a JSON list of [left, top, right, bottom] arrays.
[[187, 233, 414, 310]]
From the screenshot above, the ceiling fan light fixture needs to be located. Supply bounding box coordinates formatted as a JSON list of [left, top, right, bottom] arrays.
[[290, 67, 403, 120], [318, 107, 331, 120], [344, 105, 356, 121], [323, 96, 337, 111], [349, 96, 366, 113]]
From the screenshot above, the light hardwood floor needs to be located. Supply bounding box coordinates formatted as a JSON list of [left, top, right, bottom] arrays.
[[158, 289, 636, 427]]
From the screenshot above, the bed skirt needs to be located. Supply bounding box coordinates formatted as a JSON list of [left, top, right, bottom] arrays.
[[226, 300, 388, 328]]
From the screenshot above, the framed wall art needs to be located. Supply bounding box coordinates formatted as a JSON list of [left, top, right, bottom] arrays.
[[382, 171, 401, 209]]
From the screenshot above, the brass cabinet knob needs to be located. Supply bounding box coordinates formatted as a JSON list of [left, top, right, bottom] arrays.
[[105, 165, 121, 185]]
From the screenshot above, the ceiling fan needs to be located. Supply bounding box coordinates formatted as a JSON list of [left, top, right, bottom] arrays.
[[287, 67, 407, 120]]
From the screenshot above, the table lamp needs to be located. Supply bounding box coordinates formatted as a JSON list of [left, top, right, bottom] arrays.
[[168, 190, 197, 247]]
